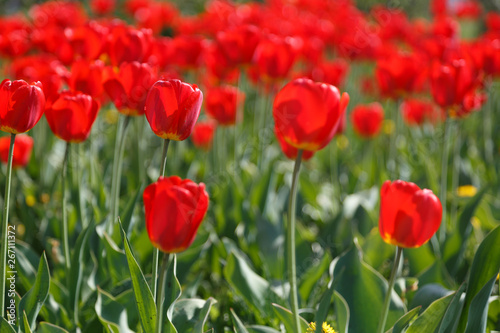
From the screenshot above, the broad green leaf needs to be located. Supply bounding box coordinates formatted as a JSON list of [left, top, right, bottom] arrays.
[[247, 326, 281, 333], [487, 296, 499, 331], [458, 225, 500, 332], [464, 274, 498, 333], [313, 277, 336, 333], [388, 306, 421, 333], [162, 254, 181, 333], [223, 252, 275, 317], [409, 284, 452, 311], [230, 308, 250, 333], [416, 261, 453, 289], [404, 245, 435, 276], [0, 317, 16, 333], [102, 233, 129, 284], [23, 312, 33, 333], [95, 288, 134, 333], [299, 252, 331, 303], [172, 298, 217, 333], [406, 293, 454, 333], [437, 283, 466, 333], [120, 222, 156, 333], [38, 322, 70, 333], [117, 182, 144, 237], [331, 246, 406, 332], [271, 304, 310, 332], [334, 291, 349, 333], [18, 252, 50, 333]]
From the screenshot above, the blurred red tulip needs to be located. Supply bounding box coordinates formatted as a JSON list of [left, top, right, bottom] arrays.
[[145, 79, 203, 140], [276, 129, 315, 161], [29, 1, 87, 29], [301, 59, 349, 88], [253, 35, 296, 82], [401, 98, 444, 126], [351, 102, 384, 138], [0, 79, 45, 134], [379, 180, 442, 248], [106, 23, 153, 66], [273, 78, 349, 151], [103, 61, 156, 116], [430, 58, 476, 108], [0, 15, 32, 58], [67, 60, 105, 100], [64, 21, 108, 61], [191, 120, 216, 151], [169, 35, 204, 70], [216, 25, 261, 67], [454, 1, 482, 19], [45, 91, 100, 143], [205, 85, 245, 126], [0, 135, 34, 168], [91, 0, 116, 15], [144, 176, 209, 253]]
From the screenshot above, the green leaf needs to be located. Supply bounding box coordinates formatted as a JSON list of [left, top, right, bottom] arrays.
[[247, 326, 281, 333], [18, 252, 50, 333], [0, 317, 16, 333], [223, 252, 275, 317], [313, 277, 336, 333], [406, 293, 454, 333], [271, 303, 310, 332], [38, 322, 70, 333], [95, 288, 134, 333], [230, 308, 250, 333], [120, 222, 156, 333], [458, 225, 500, 332], [171, 298, 217, 333], [299, 252, 331, 303], [465, 274, 498, 333], [409, 284, 452, 311], [334, 291, 350, 333], [437, 283, 466, 333], [117, 182, 144, 237], [102, 232, 129, 285], [331, 246, 406, 332], [162, 254, 181, 333], [388, 306, 421, 333], [23, 311, 33, 333]]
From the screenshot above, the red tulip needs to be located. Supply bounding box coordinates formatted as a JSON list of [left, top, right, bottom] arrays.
[[91, 0, 116, 15], [205, 85, 245, 126], [67, 59, 105, 100], [273, 78, 349, 151], [215, 25, 261, 67], [375, 52, 425, 98], [0, 134, 33, 168], [144, 176, 209, 253], [401, 98, 444, 126], [252, 35, 296, 82], [379, 180, 442, 248], [0, 15, 32, 58], [0, 79, 45, 134], [45, 91, 100, 143], [64, 21, 108, 61], [106, 23, 153, 66], [351, 102, 384, 138], [145, 79, 203, 140], [191, 120, 216, 151], [103, 61, 156, 116], [276, 129, 315, 161], [300, 59, 349, 88]]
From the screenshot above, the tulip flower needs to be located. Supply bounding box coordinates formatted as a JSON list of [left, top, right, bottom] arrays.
[[145, 79, 203, 141], [191, 120, 216, 151], [379, 180, 442, 248], [0, 135, 33, 168], [103, 61, 156, 116], [91, 0, 116, 15], [45, 91, 100, 143], [401, 98, 444, 126], [275, 129, 315, 161], [205, 85, 245, 126], [351, 102, 384, 138], [106, 23, 153, 66], [144, 176, 209, 253], [0, 79, 45, 134], [375, 52, 425, 98], [67, 59, 105, 100], [253, 35, 296, 82], [273, 78, 349, 152]]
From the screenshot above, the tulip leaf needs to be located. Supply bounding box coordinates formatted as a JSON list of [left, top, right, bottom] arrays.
[[388, 306, 421, 333], [330, 245, 406, 332], [118, 181, 144, 237], [18, 252, 50, 333], [247, 326, 281, 333], [0, 317, 16, 333], [458, 224, 500, 332], [464, 273, 498, 333], [313, 276, 337, 333], [120, 222, 157, 333], [95, 288, 134, 333], [162, 254, 181, 333], [409, 283, 452, 311], [23, 311, 33, 333], [271, 303, 310, 332], [436, 282, 466, 333], [171, 297, 217, 333], [406, 293, 454, 333], [334, 291, 350, 333], [102, 232, 130, 284], [230, 308, 250, 333], [38, 322, 70, 333]]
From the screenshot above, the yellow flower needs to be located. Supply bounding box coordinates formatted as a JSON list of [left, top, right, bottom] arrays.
[[457, 185, 477, 198], [383, 119, 395, 135], [306, 322, 336, 333]]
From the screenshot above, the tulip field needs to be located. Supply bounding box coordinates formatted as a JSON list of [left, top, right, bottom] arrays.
[[1, 0, 500, 332]]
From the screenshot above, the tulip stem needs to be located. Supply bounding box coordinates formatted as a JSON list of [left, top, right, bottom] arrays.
[[377, 246, 402, 333], [287, 150, 303, 333], [109, 116, 131, 233], [438, 115, 451, 244], [61, 142, 71, 289], [0, 133, 15, 319], [155, 253, 170, 333], [152, 139, 170, 301]]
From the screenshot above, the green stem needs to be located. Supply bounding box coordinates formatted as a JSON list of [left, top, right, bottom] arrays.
[[287, 150, 303, 333], [377, 246, 403, 333], [155, 253, 170, 333], [0, 133, 15, 318], [61, 142, 71, 289], [152, 139, 170, 300], [438, 116, 452, 244], [109, 116, 131, 233]]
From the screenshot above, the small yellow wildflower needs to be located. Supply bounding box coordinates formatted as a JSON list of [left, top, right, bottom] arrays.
[[457, 185, 477, 197], [25, 194, 36, 207], [104, 108, 119, 124], [383, 119, 395, 135], [336, 135, 349, 150], [306, 322, 336, 333]]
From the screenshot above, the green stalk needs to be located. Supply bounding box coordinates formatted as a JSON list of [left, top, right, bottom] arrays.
[[152, 139, 170, 300], [0, 133, 16, 318], [109, 116, 131, 233], [438, 116, 452, 244], [377, 246, 403, 333], [155, 253, 170, 333], [61, 142, 71, 289], [287, 150, 303, 333]]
